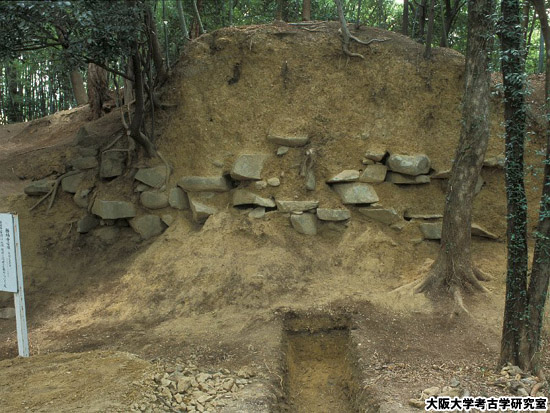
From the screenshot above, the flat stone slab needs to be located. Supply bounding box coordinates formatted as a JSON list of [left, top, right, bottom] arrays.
[[316, 208, 351, 221], [358, 207, 400, 225], [387, 154, 431, 176], [326, 170, 360, 183], [130, 215, 166, 239], [72, 156, 98, 170], [135, 165, 168, 189], [24, 179, 54, 196], [168, 187, 189, 210], [276, 200, 319, 213], [178, 176, 231, 192], [267, 133, 309, 147], [189, 198, 217, 223], [91, 200, 137, 220], [290, 213, 318, 235], [140, 191, 169, 209], [471, 223, 499, 240], [404, 211, 443, 220], [332, 183, 379, 204], [276, 146, 289, 156], [77, 215, 99, 234], [248, 207, 266, 219], [364, 150, 387, 162], [386, 172, 430, 185], [420, 222, 443, 240], [232, 189, 275, 208], [61, 172, 85, 194], [359, 164, 387, 183], [230, 154, 267, 180]]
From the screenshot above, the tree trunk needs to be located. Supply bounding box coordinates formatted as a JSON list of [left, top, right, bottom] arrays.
[[418, 0, 428, 42], [417, 0, 494, 298], [514, 0, 550, 374], [499, 0, 529, 368], [145, 5, 168, 85], [228, 0, 234, 26], [403, 0, 409, 35], [192, 0, 205, 34], [176, 0, 189, 40], [423, 0, 435, 58], [87, 63, 110, 120], [302, 0, 311, 21], [5, 63, 22, 123], [70, 70, 88, 106]]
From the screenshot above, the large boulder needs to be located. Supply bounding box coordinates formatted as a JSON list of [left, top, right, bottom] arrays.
[[290, 213, 318, 235], [135, 165, 168, 189], [230, 154, 267, 180], [267, 133, 309, 147], [232, 190, 275, 207], [91, 200, 137, 219], [178, 176, 231, 192], [140, 191, 169, 209], [130, 215, 166, 239], [332, 183, 379, 204], [387, 154, 431, 176], [316, 208, 351, 221], [24, 179, 54, 196], [276, 200, 319, 213]]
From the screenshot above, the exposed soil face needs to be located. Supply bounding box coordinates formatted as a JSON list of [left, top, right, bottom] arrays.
[[0, 22, 549, 412]]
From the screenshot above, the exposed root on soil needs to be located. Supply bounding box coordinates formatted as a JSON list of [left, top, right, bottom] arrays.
[[531, 380, 546, 396], [29, 170, 81, 212]]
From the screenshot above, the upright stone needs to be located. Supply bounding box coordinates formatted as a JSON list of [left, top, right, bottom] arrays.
[[77, 215, 99, 233], [61, 172, 85, 194], [332, 183, 379, 204], [91, 200, 137, 219], [290, 213, 318, 235], [130, 215, 166, 239], [178, 176, 231, 192], [169, 187, 189, 210], [387, 154, 431, 176], [135, 165, 168, 189], [267, 134, 309, 147], [100, 152, 125, 179], [420, 222, 443, 240], [230, 154, 267, 180], [189, 198, 217, 223]]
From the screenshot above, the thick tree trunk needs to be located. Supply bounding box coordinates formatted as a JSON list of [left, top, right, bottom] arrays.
[[87, 63, 110, 120], [499, 0, 529, 368], [418, 0, 428, 42], [403, 0, 409, 35], [515, 0, 550, 374], [302, 0, 311, 21], [145, 6, 168, 86], [423, 0, 435, 58], [417, 0, 494, 298], [70, 70, 88, 106]]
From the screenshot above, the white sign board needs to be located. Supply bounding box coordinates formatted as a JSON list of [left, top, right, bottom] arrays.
[[0, 213, 29, 357], [0, 214, 18, 293]]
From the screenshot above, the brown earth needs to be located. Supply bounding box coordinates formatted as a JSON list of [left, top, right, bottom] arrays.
[[0, 22, 549, 412]]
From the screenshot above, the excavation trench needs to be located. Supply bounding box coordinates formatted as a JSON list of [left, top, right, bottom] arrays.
[[282, 314, 368, 413]]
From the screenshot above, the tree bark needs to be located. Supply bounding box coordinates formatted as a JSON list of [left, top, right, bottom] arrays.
[[146, 6, 168, 86], [302, 0, 311, 21], [70, 70, 88, 106], [5, 63, 23, 123], [87, 63, 110, 120], [176, 0, 189, 40], [499, 0, 529, 368], [192, 0, 205, 34], [424, 0, 435, 58], [403, 0, 409, 35], [418, 0, 428, 42], [417, 0, 494, 299]]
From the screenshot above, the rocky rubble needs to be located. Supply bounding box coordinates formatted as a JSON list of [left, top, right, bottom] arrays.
[[131, 363, 255, 413]]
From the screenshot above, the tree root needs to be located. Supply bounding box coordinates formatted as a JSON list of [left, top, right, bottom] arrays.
[[531, 380, 546, 396], [29, 170, 81, 212]]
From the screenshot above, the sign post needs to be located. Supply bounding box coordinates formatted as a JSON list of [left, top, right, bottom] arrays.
[[0, 213, 29, 357]]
